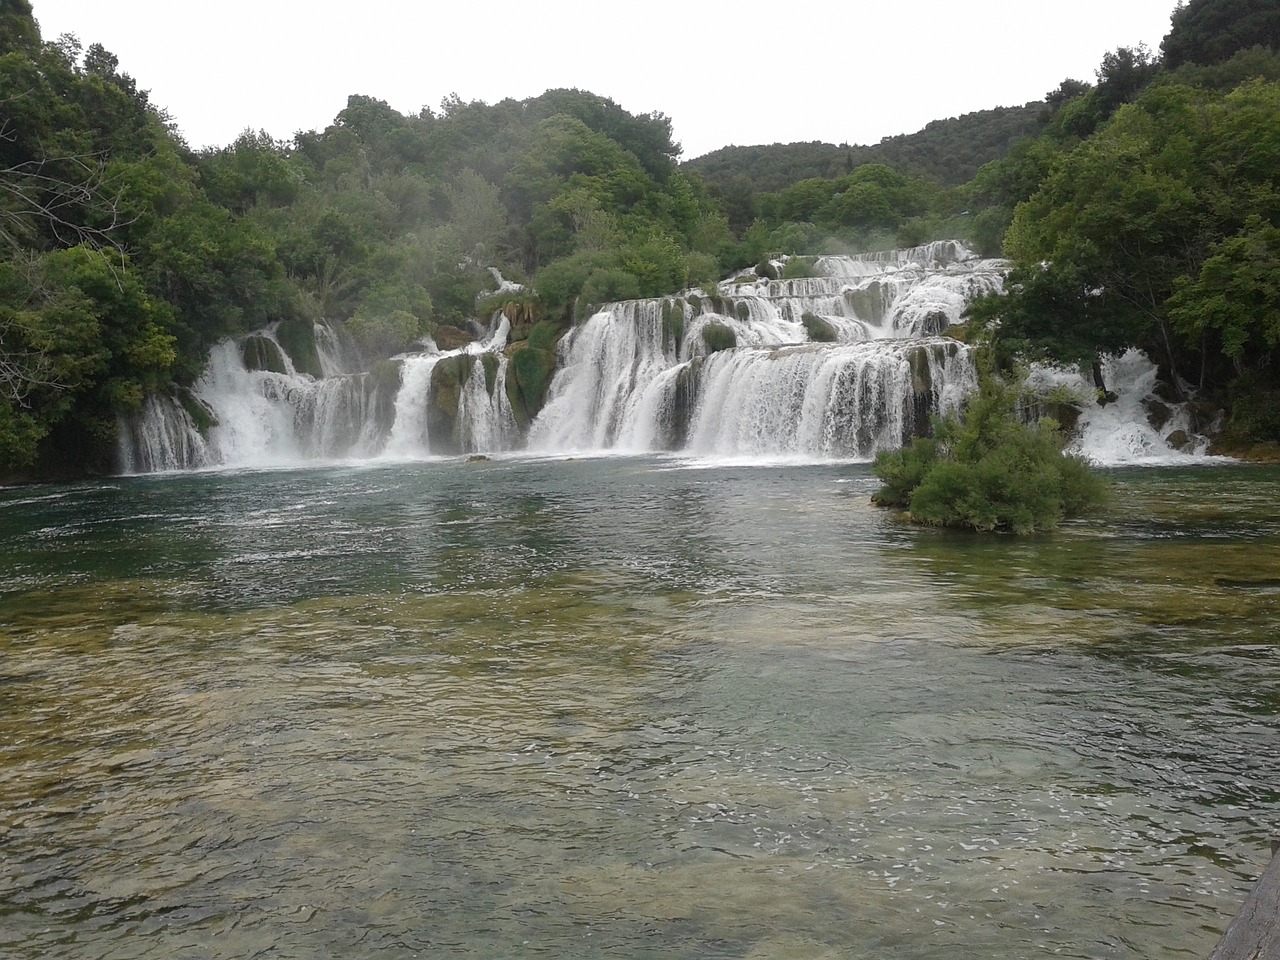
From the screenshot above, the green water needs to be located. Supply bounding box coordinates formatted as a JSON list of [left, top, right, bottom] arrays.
[[1, 457, 1277, 959]]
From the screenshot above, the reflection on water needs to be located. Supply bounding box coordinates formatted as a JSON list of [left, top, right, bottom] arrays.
[[1, 458, 1277, 959]]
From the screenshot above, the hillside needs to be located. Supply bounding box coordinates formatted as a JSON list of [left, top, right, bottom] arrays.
[[683, 102, 1045, 192]]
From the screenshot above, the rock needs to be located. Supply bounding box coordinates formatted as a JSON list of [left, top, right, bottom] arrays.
[[434, 324, 474, 351], [465, 454, 491, 463], [800, 312, 838, 343], [1187, 400, 1223, 434], [504, 344, 557, 429], [701, 321, 736, 354], [1165, 429, 1192, 451], [918, 310, 949, 336], [662, 300, 685, 355], [242, 335, 288, 374], [426, 354, 474, 453], [1144, 398, 1173, 432], [1152, 379, 1182, 403], [367, 359, 404, 437], [499, 299, 538, 343], [1047, 402, 1081, 435], [274, 318, 324, 378]]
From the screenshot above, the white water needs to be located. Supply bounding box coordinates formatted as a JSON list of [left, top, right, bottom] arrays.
[[1023, 349, 1219, 466], [118, 243, 1215, 473], [530, 241, 1002, 455], [381, 354, 443, 458]]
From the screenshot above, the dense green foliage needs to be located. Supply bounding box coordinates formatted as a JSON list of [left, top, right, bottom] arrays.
[[1, 5, 289, 473], [872, 376, 1108, 533], [1161, 0, 1280, 70], [971, 71, 1280, 440], [686, 103, 1043, 191]]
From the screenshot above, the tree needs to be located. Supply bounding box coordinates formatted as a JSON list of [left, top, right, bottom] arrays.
[[1168, 216, 1280, 374], [0, 0, 39, 55], [1162, 0, 1280, 70], [971, 74, 1280, 437]]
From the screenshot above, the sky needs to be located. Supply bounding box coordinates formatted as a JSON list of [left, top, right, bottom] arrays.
[[29, 1, 1181, 160]]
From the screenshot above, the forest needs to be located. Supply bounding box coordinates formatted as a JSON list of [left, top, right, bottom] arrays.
[[0, 0, 1278, 479]]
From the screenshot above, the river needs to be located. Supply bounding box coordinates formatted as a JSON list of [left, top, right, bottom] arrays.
[[2, 456, 1277, 959]]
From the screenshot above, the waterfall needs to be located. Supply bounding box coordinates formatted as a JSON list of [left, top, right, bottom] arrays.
[[1023, 349, 1220, 465], [456, 354, 519, 452], [382, 355, 442, 457], [118, 242, 1208, 473], [528, 245, 1004, 456], [683, 340, 974, 458], [118, 394, 214, 474]]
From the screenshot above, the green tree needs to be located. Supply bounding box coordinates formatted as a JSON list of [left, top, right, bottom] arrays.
[[1168, 216, 1280, 372]]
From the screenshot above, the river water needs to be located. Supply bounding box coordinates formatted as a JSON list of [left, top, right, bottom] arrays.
[[2, 456, 1277, 959]]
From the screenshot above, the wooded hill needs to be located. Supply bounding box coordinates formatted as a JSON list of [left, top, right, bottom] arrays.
[[684, 102, 1045, 192]]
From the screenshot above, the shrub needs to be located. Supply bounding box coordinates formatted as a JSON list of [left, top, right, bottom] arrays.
[[345, 308, 423, 357], [872, 375, 1107, 533], [781, 256, 819, 279], [579, 266, 642, 308]]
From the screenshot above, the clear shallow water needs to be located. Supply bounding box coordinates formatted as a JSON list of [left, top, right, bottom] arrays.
[[1, 457, 1277, 959]]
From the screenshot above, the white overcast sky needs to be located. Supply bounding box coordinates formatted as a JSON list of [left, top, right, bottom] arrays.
[[30, 1, 1179, 160]]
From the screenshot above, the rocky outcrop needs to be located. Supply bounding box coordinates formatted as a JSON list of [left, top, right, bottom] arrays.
[[242, 335, 287, 374], [434, 324, 474, 351]]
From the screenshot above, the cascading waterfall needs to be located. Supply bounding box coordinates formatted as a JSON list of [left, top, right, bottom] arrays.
[[530, 240, 1001, 456], [683, 340, 974, 459], [455, 354, 520, 452], [382, 354, 443, 457], [117, 241, 1213, 473], [1023, 349, 1220, 464]]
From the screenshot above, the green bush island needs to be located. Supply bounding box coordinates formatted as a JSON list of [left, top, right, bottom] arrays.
[[872, 376, 1108, 533]]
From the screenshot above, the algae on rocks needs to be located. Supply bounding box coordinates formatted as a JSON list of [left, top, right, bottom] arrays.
[[505, 344, 557, 429], [426, 354, 474, 452], [801, 312, 838, 343]]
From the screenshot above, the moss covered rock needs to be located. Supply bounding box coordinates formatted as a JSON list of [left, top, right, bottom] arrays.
[[426, 354, 474, 453], [480, 352, 499, 394], [701, 321, 736, 355], [800, 312, 838, 343], [662, 300, 685, 356], [844, 281, 889, 324], [242, 335, 288, 374], [669, 357, 703, 449], [275, 318, 323, 378], [525, 319, 565, 352], [177, 388, 218, 436], [505, 344, 558, 429], [368, 359, 403, 438], [434, 324, 474, 351]]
